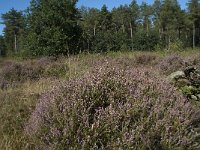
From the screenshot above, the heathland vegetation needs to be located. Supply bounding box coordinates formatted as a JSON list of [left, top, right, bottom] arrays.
[[0, 0, 200, 149], [0, 51, 200, 149]]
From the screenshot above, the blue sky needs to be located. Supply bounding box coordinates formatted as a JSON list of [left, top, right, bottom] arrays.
[[0, 0, 188, 35]]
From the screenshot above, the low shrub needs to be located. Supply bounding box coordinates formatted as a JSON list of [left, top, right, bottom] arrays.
[[0, 62, 34, 89], [26, 64, 198, 149], [89, 56, 135, 69], [158, 54, 187, 75], [168, 40, 184, 52], [187, 54, 200, 70], [44, 62, 68, 77], [134, 53, 158, 65], [0, 57, 68, 89]]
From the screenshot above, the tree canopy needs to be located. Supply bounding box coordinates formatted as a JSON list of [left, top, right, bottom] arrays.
[[0, 0, 200, 57], [2, 8, 25, 54]]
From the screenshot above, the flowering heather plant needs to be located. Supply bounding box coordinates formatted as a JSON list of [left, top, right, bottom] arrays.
[[0, 57, 68, 89], [0, 60, 15, 67], [187, 54, 200, 70], [0, 62, 25, 89], [25, 63, 199, 149], [158, 54, 187, 75], [134, 53, 159, 66], [35, 56, 60, 67], [88, 56, 137, 70]]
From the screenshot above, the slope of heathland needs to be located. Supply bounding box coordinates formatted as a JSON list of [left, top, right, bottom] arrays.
[[0, 50, 199, 149]]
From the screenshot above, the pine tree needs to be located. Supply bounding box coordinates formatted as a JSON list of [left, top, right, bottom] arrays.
[[112, 5, 132, 33], [187, 0, 200, 48], [152, 0, 162, 38], [2, 8, 25, 54], [79, 6, 100, 51], [140, 2, 153, 33], [129, 0, 139, 34], [99, 5, 112, 32], [159, 0, 182, 49]]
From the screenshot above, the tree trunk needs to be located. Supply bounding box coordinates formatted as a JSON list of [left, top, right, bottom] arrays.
[[130, 22, 133, 50], [193, 22, 195, 49], [178, 29, 181, 39], [130, 23, 133, 39], [159, 28, 162, 39], [14, 33, 17, 53], [167, 27, 170, 50], [159, 22, 161, 39], [147, 23, 148, 32], [122, 24, 125, 33], [186, 31, 188, 41], [93, 25, 96, 36], [87, 39, 90, 51]]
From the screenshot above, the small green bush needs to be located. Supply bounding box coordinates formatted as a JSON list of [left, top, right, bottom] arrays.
[[44, 62, 68, 77], [168, 39, 184, 52]]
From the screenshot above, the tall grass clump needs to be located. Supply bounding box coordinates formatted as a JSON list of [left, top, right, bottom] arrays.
[[0, 79, 60, 150], [26, 64, 199, 149]]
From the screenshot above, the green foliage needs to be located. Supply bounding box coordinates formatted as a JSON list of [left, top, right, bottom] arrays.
[[132, 30, 160, 51], [99, 5, 112, 32], [1, 0, 200, 56], [1, 8, 25, 55], [180, 86, 195, 96], [168, 39, 184, 52], [0, 36, 6, 56], [0, 78, 56, 149], [26, 0, 82, 56], [140, 2, 153, 32], [93, 31, 129, 52], [44, 62, 68, 77], [0, 89, 34, 149], [187, 0, 200, 47]]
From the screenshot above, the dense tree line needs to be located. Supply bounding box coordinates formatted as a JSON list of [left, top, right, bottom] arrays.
[[0, 0, 200, 57]]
